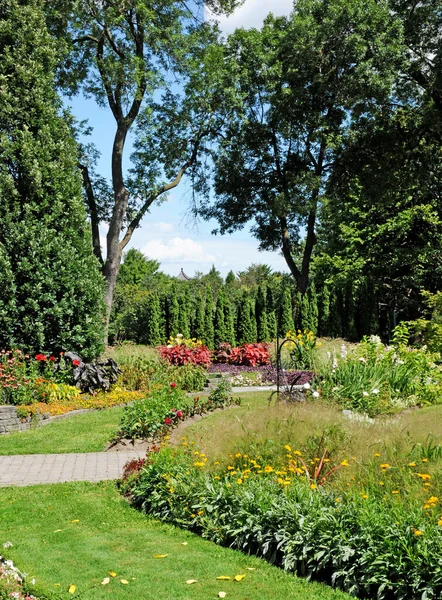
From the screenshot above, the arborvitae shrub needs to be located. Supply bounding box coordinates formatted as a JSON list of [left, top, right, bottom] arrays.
[[203, 287, 215, 349], [279, 287, 295, 336], [214, 291, 227, 346]]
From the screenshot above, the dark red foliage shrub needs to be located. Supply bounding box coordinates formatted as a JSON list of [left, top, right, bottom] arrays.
[[159, 345, 211, 367], [212, 343, 270, 367], [121, 458, 146, 480]]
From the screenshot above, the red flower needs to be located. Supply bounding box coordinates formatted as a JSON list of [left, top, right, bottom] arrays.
[[164, 417, 172, 425], [176, 410, 183, 418], [35, 354, 47, 362], [72, 359, 81, 367], [170, 382, 177, 388], [49, 356, 56, 362]]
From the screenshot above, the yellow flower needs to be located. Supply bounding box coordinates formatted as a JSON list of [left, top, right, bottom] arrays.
[[408, 462, 416, 467], [235, 453, 242, 458], [335, 498, 341, 503], [227, 466, 234, 471], [417, 473, 431, 481], [264, 466, 274, 473], [310, 483, 317, 490], [374, 453, 381, 457], [392, 490, 399, 494], [341, 459, 350, 467], [214, 476, 220, 480], [414, 529, 423, 536], [380, 464, 390, 469], [360, 494, 368, 499], [293, 450, 302, 456], [237, 478, 243, 485], [379, 482, 385, 486], [284, 445, 292, 452], [422, 458, 429, 463], [437, 519, 442, 526], [193, 461, 205, 468]]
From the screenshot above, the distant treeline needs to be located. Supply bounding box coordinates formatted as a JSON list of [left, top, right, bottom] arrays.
[[110, 251, 384, 346]]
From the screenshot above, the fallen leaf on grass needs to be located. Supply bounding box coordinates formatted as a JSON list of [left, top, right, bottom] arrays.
[[181, 542, 188, 546], [101, 578, 110, 585], [68, 584, 76, 594], [109, 572, 117, 577], [246, 568, 256, 571], [218, 593, 227, 598], [53, 529, 62, 533], [120, 579, 129, 585], [234, 574, 246, 582], [153, 554, 168, 559], [71, 520, 79, 523], [216, 576, 231, 580], [186, 580, 198, 584]]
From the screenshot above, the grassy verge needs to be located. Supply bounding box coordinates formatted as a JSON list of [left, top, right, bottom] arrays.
[[0, 482, 350, 600], [0, 407, 124, 455]]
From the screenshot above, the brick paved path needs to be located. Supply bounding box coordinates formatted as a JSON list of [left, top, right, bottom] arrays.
[[0, 451, 146, 487]]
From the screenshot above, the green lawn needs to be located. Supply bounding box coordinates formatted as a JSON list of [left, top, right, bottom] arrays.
[[0, 482, 351, 600], [0, 407, 124, 455]]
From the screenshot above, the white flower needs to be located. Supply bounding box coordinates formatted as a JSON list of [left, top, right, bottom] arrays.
[[362, 391, 369, 397], [2, 541, 13, 549], [312, 391, 320, 398], [303, 382, 311, 390], [372, 388, 380, 395], [359, 357, 367, 363], [332, 357, 339, 369]]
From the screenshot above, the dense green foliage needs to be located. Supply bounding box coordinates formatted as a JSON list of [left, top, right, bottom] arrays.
[[0, 0, 104, 358]]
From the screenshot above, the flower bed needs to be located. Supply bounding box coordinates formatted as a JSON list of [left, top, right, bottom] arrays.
[[16, 388, 144, 417], [121, 443, 442, 599]]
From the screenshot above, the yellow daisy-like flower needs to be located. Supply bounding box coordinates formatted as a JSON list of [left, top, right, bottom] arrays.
[[422, 458, 429, 463], [392, 490, 399, 495], [380, 463, 390, 469], [341, 459, 350, 467], [310, 483, 317, 490], [293, 450, 302, 456], [284, 445, 292, 452], [374, 453, 381, 457], [414, 529, 423, 536], [237, 478, 243, 485], [408, 462, 416, 467]]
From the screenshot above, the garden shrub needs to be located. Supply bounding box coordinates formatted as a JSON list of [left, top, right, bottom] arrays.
[[159, 334, 211, 367], [213, 343, 270, 367], [0, 0, 105, 359]]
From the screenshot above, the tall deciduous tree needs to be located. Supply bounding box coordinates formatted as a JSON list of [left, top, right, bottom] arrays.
[[201, 0, 402, 293], [0, 0, 104, 358], [46, 0, 242, 340]]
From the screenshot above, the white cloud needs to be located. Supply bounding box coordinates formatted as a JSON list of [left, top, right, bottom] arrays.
[[217, 0, 293, 33], [142, 237, 216, 264]]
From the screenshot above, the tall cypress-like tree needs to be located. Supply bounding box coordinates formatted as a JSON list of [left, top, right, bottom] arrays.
[[279, 288, 295, 336], [318, 284, 331, 337], [144, 293, 162, 346], [193, 292, 205, 341], [203, 287, 215, 349], [266, 286, 278, 339], [213, 291, 227, 346], [236, 291, 255, 344], [256, 285, 270, 341], [223, 297, 236, 346], [178, 291, 190, 338], [0, 0, 104, 358], [166, 286, 180, 339]]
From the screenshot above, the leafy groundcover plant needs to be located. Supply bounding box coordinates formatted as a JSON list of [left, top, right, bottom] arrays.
[[121, 446, 442, 600]]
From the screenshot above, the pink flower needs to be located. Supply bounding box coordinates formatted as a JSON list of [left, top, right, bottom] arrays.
[[170, 382, 177, 388], [164, 417, 172, 425], [176, 411, 183, 418]]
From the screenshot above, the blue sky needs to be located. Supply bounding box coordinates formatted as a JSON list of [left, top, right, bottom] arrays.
[[66, 0, 293, 278]]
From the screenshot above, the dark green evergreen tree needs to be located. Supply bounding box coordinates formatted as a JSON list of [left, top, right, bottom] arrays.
[[307, 283, 319, 334], [357, 278, 379, 337], [223, 297, 236, 346], [178, 291, 190, 338], [203, 287, 215, 349], [343, 280, 357, 341], [225, 270, 236, 287], [0, 0, 104, 358], [193, 292, 205, 341], [144, 293, 162, 346], [266, 286, 278, 339], [256, 285, 270, 341], [294, 291, 303, 331], [213, 291, 227, 346], [318, 284, 331, 337], [236, 291, 255, 344], [279, 288, 295, 336], [166, 286, 180, 339]]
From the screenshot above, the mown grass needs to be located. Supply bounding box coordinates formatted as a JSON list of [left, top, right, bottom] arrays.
[[0, 407, 124, 455], [0, 481, 351, 600]]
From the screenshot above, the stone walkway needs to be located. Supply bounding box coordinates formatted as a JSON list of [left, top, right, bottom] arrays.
[[0, 451, 146, 487]]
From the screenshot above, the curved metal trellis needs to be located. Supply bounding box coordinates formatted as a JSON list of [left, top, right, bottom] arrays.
[[269, 335, 306, 405]]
